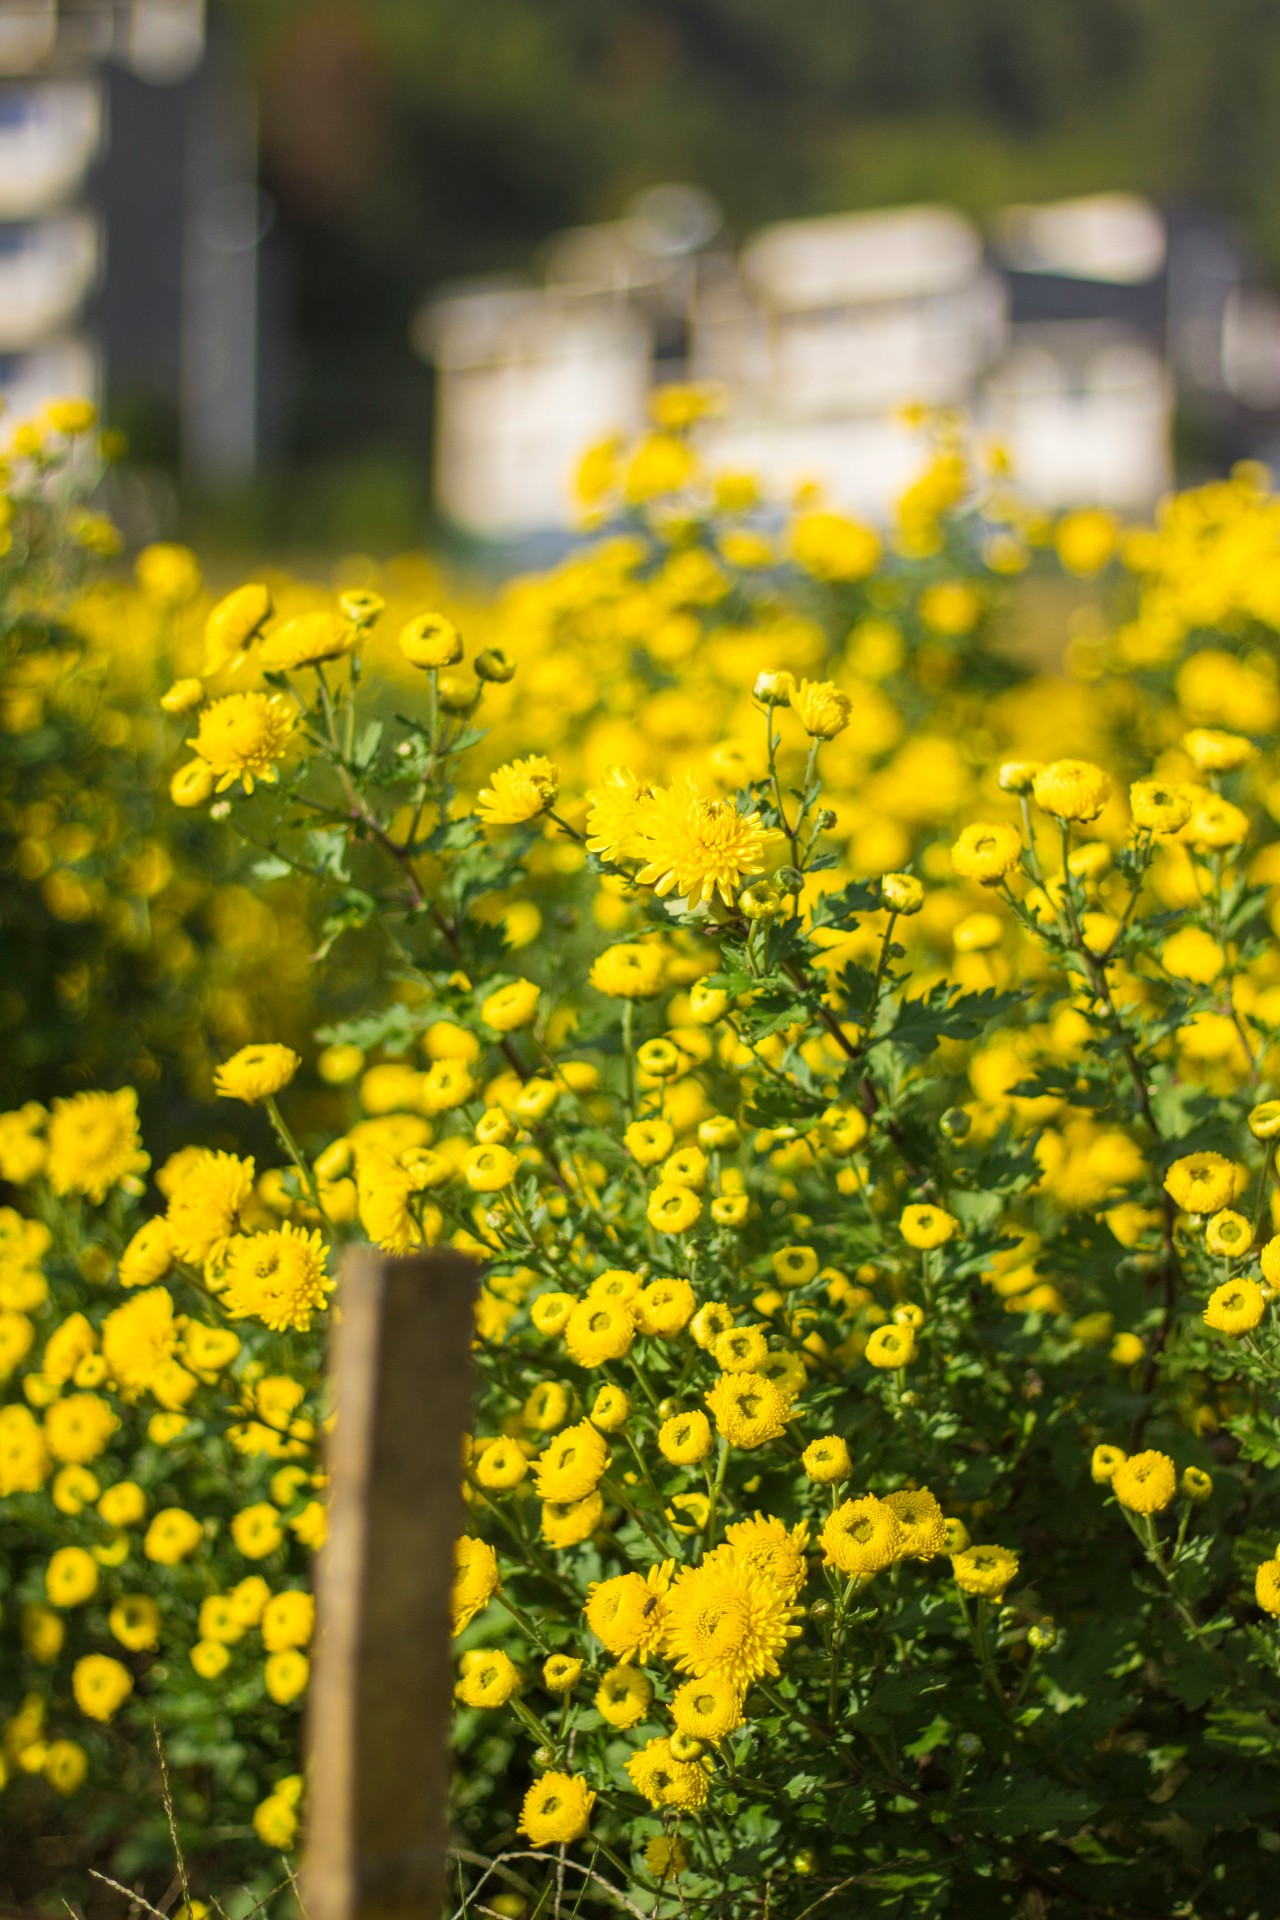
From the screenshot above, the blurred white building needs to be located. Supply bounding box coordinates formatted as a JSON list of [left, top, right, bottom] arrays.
[[417, 186, 1280, 541], [692, 204, 1006, 518], [0, 0, 268, 485]]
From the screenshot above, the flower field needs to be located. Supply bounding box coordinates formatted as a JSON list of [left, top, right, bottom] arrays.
[[5, 396, 1280, 1918]]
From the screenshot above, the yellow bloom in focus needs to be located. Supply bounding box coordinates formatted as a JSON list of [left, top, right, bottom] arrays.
[[564, 1296, 635, 1367], [633, 778, 773, 908], [475, 755, 558, 826], [658, 1410, 714, 1465], [648, 1183, 701, 1235], [1164, 1152, 1242, 1215], [626, 1736, 709, 1810], [542, 1654, 583, 1693], [803, 1435, 851, 1483], [790, 678, 852, 739], [714, 1515, 809, 1599], [584, 766, 656, 863], [705, 1370, 788, 1449], [884, 1487, 947, 1559], [1205, 1210, 1252, 1258], [1111, 1450, 1177, 1514], [188, 693, 295, 796], [165, 1149, 255, 1263], [541, 1491, 603, 1547], [821, 1494, 902, 1578], [1032, 759, 1111, 824], [1255, 1560, 1280, 1616], [533, 1420, 608, 1502], [671, 1675, 743, 1743], [952, 1544, 1019, 1599], [662, 1554, 801, 1688], [595, 1664, 652, 1728], [1204, 1277, 1266, 1335], [864, 1321, 914, 1369], [46, 1089, 148, 1203], [584, 1566, 670, 1663], [214, 1043, 300, 1104], [452, 1535, 500, 1635], [72, 1654, 133, 1723], [518, 1770, 595, 1846], [950, 821, 1022, 885]]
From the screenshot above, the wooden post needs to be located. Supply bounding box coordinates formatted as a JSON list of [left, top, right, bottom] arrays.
[[304, 1247, 479, 1920]]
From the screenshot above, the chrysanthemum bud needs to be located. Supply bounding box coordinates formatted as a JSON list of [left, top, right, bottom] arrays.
[[740, 881, 785, 920], [1249, 1100, 1280, 1141], [753, 670, 795, 704], [437, 673, 478, 714], [881, 872, 923, 915], [399, 613, 462, 670], [997, 760, 1040, 794], [475, 648, 516, 683]]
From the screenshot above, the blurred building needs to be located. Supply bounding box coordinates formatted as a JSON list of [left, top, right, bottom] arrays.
[[0, 0, 271, 485], [417, 187, 1280, 542]]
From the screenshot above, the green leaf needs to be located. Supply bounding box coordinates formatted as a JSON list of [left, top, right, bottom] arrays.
[[962, 1774, 1100, 1835]]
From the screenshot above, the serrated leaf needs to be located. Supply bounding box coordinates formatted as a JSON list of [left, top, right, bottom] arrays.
[[962, 1774, 1100, 1835]]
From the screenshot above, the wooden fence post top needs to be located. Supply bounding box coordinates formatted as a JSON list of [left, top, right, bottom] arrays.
[[303, 1246, 481, 1920]]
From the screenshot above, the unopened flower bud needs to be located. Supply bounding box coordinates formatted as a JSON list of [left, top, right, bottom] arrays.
[[881, 872, 923, 915], [816, 808, 837, 831], [399, 612, 463, 670], [753, 670, 795, 704], [955, 1732, 982, 1758], [997, 760, 1041, 794], [939, 1107, 971, 1140], [1027, 1622, 1057, 1651], [668, 1730, 705, 1762], [740, 881, 785, 921], [475, 647, 516, 683], [339, 589, 385, 628], [437, 673, 478, 714], [1249, 1100, 1280, 1141]]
